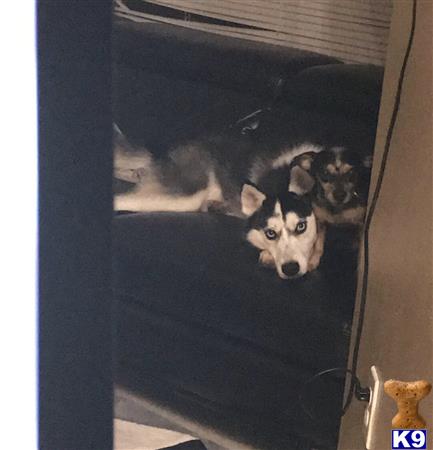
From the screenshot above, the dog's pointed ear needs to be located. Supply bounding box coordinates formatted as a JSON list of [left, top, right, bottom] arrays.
[[241, 183, 266, 216], [288, 151, 319, 195], [113, 122, 135, 153], [291, 151, 318, 173], [289, 166, 315, 195]]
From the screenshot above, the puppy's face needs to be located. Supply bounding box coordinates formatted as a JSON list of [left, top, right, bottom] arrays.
[[311, 147, 371, 209], [241, 184, 317, 279]]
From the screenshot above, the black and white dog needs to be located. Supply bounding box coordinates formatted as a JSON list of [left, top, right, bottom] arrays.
[[114, 127, 371, 279], [114, 127, 325, 279]]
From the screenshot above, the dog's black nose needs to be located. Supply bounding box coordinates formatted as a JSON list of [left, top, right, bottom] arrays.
[[334, 189, 346, 203], [282, 262, 300, 277]]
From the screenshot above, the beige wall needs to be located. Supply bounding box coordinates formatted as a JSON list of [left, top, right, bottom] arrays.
[[338, 1, 432, 449]]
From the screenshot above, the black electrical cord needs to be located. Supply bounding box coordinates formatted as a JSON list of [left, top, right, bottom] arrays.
[[299, 368, 370, 421], [299, 0, 418, 421]]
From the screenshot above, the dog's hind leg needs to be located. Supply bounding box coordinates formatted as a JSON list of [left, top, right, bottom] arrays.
[[114, 192, 150, 212]]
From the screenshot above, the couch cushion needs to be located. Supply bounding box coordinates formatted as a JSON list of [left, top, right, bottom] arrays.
[[113, 212, 358, 449], [113, 212, 356, 367]]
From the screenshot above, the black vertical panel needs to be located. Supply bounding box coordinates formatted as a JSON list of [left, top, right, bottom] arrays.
[[38, 1, 113, 449]]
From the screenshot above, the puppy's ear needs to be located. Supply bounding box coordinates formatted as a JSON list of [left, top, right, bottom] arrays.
[[241, 183, 266, 216], [291, 151, 318, 172], [288, 151, 319, 194], [289, 166, 315, 195]]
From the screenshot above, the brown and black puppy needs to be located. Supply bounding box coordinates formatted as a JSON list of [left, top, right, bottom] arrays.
[[310, 147, 371, 227], [289, 147, 371, 258], [290, 146, 372, 252]]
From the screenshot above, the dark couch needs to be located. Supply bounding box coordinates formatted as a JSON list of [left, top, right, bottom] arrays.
[[112, 16, 383, 450]]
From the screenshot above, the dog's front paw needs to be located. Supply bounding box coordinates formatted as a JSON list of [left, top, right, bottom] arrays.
[[259, 250, 275, 268]]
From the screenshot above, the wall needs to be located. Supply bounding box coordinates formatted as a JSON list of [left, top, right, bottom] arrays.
[[338, 1, 432, 449]]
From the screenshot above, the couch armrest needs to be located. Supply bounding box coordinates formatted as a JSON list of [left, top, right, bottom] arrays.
[[281, 64, 384, 123]]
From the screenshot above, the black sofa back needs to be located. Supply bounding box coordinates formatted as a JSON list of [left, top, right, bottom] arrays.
[[113, 17, 383, 156]]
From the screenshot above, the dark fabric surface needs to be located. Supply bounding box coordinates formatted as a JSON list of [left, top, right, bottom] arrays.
[[113, 18, 339, 99], [113, 16, 339, 152], [113, 23, 382, 154], [113, 65, 380, 158], [113, 64, 263, 153], [281, 64, 384, 124], [113, 213, 356, 370], [113, 213, 357, 449]]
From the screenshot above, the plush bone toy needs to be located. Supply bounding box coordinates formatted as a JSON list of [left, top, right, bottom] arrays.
[[384, 379, 431, 429]]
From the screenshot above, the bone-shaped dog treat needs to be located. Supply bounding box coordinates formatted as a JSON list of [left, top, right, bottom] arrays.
[[384, 379, 431, 429]]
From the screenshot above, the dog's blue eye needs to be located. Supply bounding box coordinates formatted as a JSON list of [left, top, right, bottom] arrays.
[[264, 229, 277, 240], [295, 221, 307, 234]]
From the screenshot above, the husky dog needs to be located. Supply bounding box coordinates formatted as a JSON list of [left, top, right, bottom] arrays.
[[113, 128, 324, 279]]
